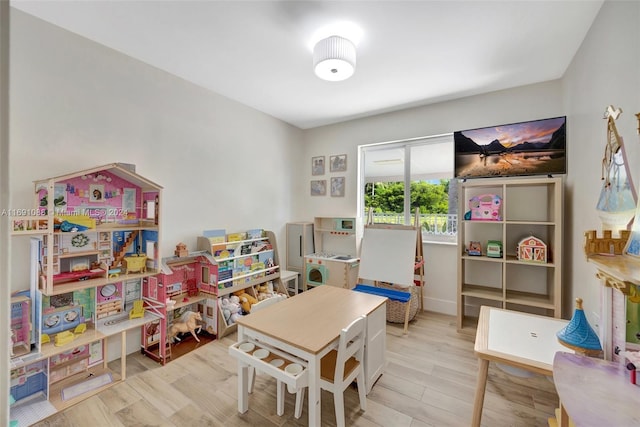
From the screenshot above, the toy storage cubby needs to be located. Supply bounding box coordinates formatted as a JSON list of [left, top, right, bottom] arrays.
[[9, 163, 164, 425], [197, 229, 287, 337], [141, 252, 218, 364], [457, 176, 563, 333]]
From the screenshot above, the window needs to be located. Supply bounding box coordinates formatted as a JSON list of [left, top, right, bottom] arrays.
[[358, 134, 457, 242]]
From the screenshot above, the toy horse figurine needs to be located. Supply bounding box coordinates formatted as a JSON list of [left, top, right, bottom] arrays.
[[168, 311, 203, 343]]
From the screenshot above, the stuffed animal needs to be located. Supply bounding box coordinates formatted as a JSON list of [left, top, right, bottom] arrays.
[[220, 297, 232, 324], [255, 283, 274, 301], [234, 289, 258, 313], [227, 295, 243, 324]]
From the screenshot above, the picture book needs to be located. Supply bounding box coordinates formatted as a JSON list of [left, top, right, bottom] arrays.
[[203, 229, 226, 242], [251, 242, 272, 253], [246, 229, 264, 239], [258, 251, 274, 265], [250, 262, 266, 278], [239, 243, 253, 256], [214, 248, 234, 260], [227, 232, 246, 242]]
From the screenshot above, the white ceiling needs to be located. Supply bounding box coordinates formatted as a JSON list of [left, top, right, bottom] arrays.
[[10, 0, 603, 130]]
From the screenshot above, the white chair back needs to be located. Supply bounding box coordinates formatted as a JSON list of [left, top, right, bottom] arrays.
[[334, 315, 366, 383]]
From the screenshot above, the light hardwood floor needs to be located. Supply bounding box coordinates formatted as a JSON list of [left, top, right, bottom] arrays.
[[32, 311, 559, 426]]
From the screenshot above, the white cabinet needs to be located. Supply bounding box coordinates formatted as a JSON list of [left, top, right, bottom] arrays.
[[285, 222, 314, 274], [457, 176, 563, 333], [364, 303, 386, 393]]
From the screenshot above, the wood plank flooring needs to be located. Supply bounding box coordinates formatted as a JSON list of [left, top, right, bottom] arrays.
[[32, 311, 559, 426]]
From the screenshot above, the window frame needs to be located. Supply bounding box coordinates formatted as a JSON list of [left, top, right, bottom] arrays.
[[358, 133, 457, 243]]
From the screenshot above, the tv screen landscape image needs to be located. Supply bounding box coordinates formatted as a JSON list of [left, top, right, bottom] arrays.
[[454, 116, 566, 179]]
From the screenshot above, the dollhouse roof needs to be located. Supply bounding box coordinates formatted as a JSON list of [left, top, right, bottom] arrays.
[[556, 298, 602, 352], [160, 250, 217, 274], [34, 163, 163, 191], [518, 235, 546, 247]]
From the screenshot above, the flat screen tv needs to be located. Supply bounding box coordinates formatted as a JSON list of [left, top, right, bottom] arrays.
[[454, 116, 566, 179]]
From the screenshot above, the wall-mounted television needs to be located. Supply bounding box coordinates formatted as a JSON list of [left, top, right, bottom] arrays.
[[454, 116, 566, 179]]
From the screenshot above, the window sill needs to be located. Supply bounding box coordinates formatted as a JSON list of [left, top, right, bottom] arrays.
[[422, 234, 457, 246]]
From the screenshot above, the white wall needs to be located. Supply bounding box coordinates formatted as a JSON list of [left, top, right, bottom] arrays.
[[9, 9, 303, 288], [6, 0, 639, 362], [9, 9, 302, 358], [299, 1, 640, 319], [300, 81, 565, 314], [562, 0, 640, 325], [1, 2, 11, 424]]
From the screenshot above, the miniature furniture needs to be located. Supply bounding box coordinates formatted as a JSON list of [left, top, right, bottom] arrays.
[[174, 242, 188, 257], [550, 352, 640, 427], [129, 300, 145, 320], [233, 286, 387, 427], [54, 331, 75, 347], [471, 306, 569, 427], [294, 315, 367, 427], [280, 270, 299, 295], [458, 176, 563, 333], [123, 254, 147, 274]]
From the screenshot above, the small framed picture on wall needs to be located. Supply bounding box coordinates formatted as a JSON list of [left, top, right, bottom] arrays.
[[312, 156, 325, 176], [310, 180, 327, 196], [331, 177, 345, 197], [330, 154, 347, 172]]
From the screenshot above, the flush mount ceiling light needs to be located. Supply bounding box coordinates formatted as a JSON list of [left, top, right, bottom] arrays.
[[313, 35, 356, 82]]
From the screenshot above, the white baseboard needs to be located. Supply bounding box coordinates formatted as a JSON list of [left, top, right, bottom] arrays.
[[421, 297, 456, 316]]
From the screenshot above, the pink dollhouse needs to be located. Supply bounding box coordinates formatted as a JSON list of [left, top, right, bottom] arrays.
[[140, 252, 218, 364]]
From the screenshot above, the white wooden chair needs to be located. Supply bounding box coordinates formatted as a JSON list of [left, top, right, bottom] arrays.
[[292, 315, 368, 425], [247, 296, 283, 393], [246, 295, 302, 417]]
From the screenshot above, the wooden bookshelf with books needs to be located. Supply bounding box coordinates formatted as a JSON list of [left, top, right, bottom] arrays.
[[197, 228, 287, 337]]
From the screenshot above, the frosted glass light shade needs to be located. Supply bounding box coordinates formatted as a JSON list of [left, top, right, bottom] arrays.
[[313, 35, 356, 81]]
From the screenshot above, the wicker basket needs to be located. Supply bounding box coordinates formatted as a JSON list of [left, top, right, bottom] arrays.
[[377, 282, 420, 323]]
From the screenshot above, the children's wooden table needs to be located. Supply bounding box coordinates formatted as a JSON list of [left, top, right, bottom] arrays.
[[472, 306, 569, 427], [234, 285, 387, 427], [552, 351, 640, 426]]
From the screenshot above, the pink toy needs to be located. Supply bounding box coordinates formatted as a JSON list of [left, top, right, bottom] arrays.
[[469, 194, 502, 220]]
